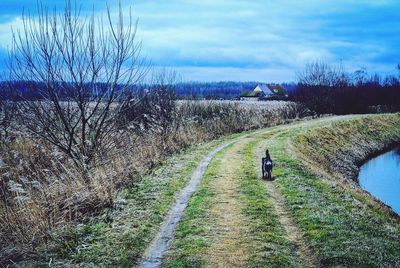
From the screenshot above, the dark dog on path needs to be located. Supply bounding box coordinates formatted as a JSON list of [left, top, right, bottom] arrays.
[[262, 149, 273, 180]]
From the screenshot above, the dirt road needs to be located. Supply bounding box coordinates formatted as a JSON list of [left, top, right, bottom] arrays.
[[141, 115, 400, 267], [141, 120, 320, 267]]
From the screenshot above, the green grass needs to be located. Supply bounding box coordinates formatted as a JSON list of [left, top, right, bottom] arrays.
[[164, 131, 303, 267], [163, 145, 228, 267], [238, 138, 303, 267], [295, 114, 400, 180], [265, 114, 400, 267]]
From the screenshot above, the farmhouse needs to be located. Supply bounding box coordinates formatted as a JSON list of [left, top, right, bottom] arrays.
[[240, 84, 288, 101]]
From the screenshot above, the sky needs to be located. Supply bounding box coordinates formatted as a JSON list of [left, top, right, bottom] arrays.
[[0, 0, 399, 82]]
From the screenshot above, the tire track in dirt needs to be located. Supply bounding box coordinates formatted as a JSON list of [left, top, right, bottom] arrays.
[[203, 137, 253, 267], [139, 138, 242, 268], [140, 120, 321, 268], [255, 131, 319, 268]]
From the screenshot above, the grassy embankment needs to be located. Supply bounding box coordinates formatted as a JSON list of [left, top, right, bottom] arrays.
[[20, 114, 400, 267], [164, 114, 400, 267], [270, 113, 400, 267]]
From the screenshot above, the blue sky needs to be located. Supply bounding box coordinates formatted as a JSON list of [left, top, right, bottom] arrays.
[[0, 0, 399, 82]]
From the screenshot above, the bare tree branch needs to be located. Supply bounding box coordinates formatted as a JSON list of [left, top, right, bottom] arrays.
[[8, 0, 147, 175]]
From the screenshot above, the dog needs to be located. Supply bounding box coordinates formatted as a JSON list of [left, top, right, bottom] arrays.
[[262, 149, 273, 180]]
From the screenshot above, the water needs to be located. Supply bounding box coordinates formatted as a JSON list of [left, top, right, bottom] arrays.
[[358, 147, 400, 214]]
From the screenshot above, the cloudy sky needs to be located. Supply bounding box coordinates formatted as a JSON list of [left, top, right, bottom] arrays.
[[0, 0, 399, 82]]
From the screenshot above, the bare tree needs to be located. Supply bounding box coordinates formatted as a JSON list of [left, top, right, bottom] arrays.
[[118, 70, 178, 143], [7, 1, 147, 174], [297, 61, 349, 87], [293, 61, 350, 114], [353, 68, 369, 86], [147, 70, 178, 143]]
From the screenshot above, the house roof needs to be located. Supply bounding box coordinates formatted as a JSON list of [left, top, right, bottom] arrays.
[[255, 85, 268, 91], [256, 85, 275, 95], [240, 89, 264, 97], [267, 85, 287, 95], [239, 84, 288, 98]]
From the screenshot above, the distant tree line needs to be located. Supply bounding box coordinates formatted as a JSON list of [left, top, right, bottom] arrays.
[[0, 81, 143, 100], [290, 62, 400, 115], [0, 80, 297, 101], [175, 81, 258, 99]]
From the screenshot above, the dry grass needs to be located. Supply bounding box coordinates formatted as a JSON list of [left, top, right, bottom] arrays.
[[0, 100, 309, 265]]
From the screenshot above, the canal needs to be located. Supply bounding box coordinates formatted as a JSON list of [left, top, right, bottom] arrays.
[[358, 147, 400, 214]]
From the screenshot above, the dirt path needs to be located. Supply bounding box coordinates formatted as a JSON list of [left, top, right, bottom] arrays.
[[263, 180, 317, 267], [141, 121, 321, 268], [140, 138, 241, 268], [256, 132, 318, 268], [204, 138, 252, 267]]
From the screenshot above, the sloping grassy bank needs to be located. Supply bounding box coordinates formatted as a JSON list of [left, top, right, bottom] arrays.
[[295, 113, 400, 181], [267, 114, 400, 267]]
